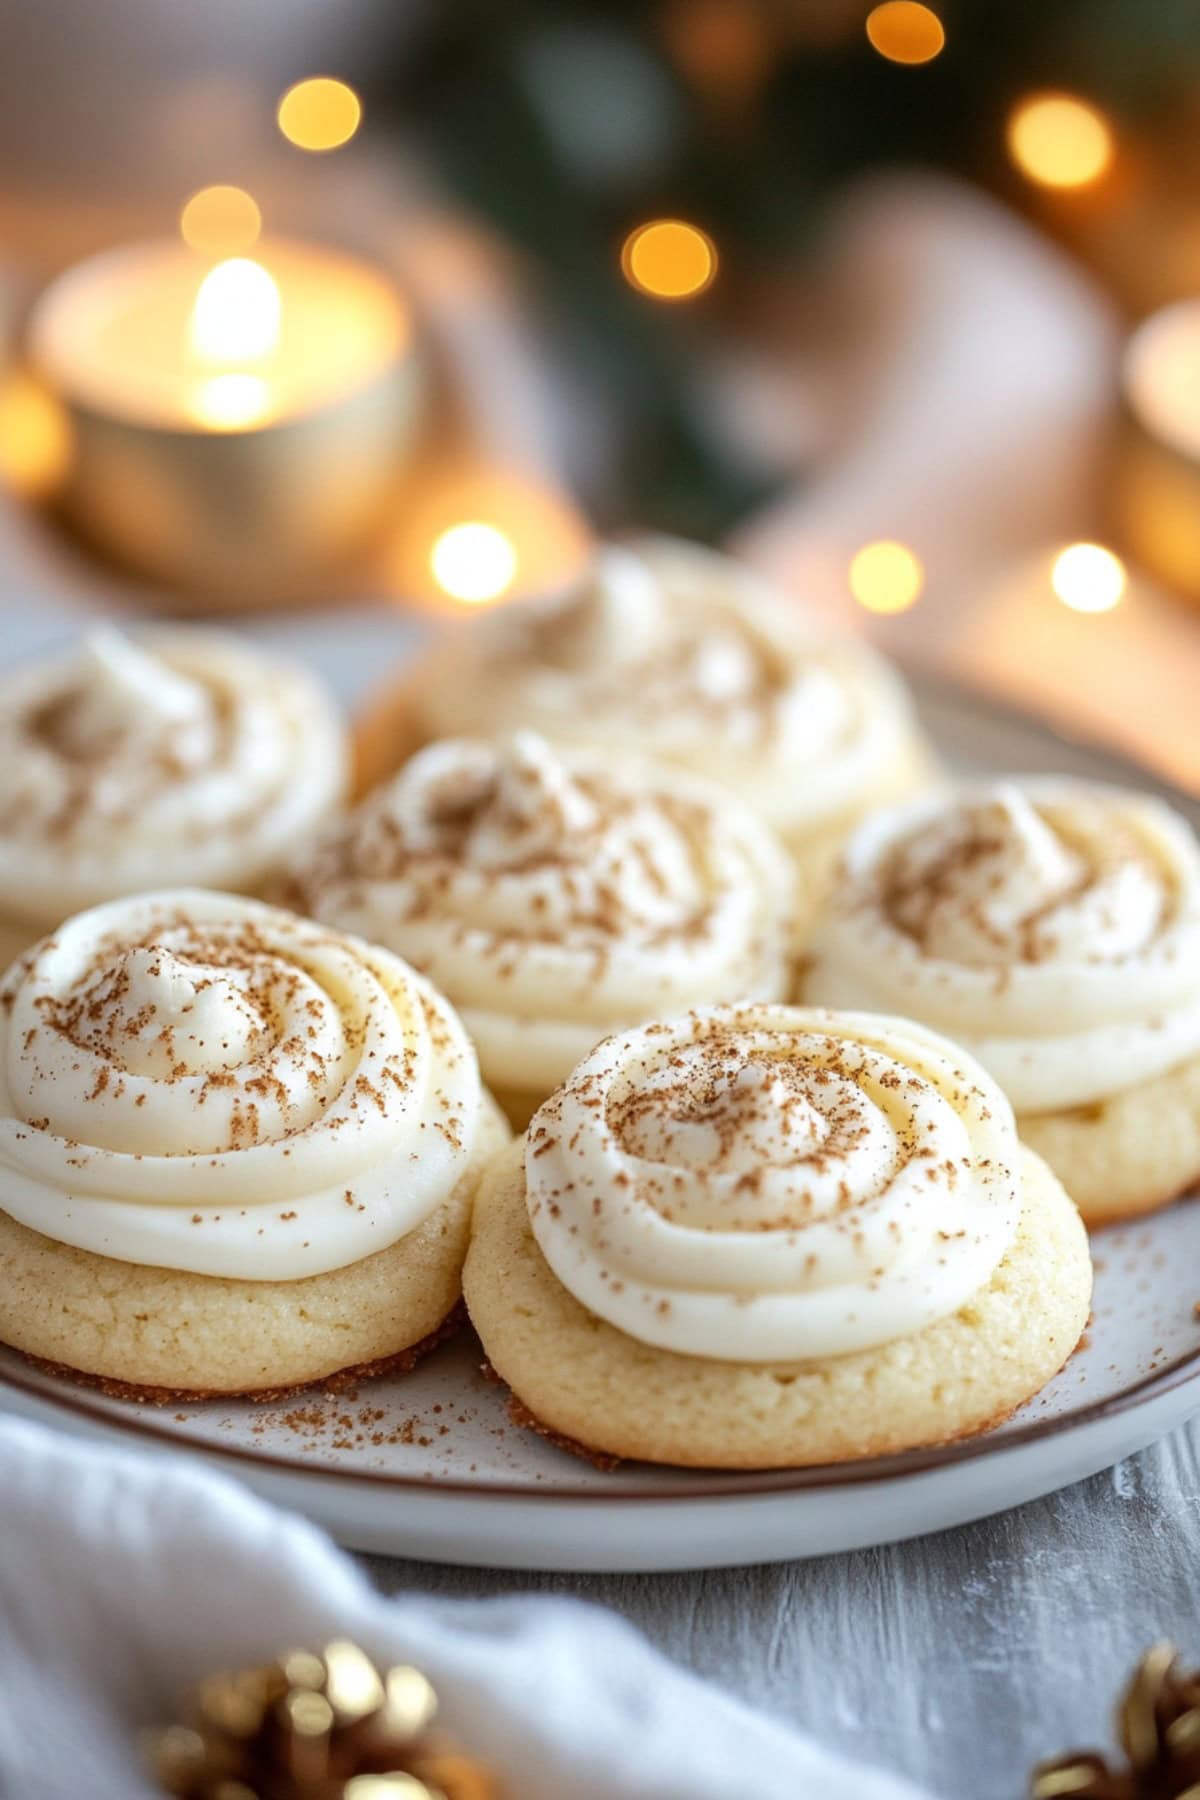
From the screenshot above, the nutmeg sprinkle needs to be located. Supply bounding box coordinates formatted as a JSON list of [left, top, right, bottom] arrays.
[[522, 1005, 1020, 1364], [0, 892, 483, 1283]]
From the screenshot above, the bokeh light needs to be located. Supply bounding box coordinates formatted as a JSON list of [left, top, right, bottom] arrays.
[[621, 219, 717, 301], [849, 540, 924, 614], [277, 77, 362, 152], [1051, 544, 1126, 613], [1123, 299, 1200, 461], [1007, 93, 1113, 190], [0, 372, 73, 498], [865, 3, 945, 66], [188, 259, 282, 365], [179, 186, 262, 257], [431, 521, 519, 605]]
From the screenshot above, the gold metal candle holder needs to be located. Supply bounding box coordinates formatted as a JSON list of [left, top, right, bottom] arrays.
[[24, 237, 424, 600]]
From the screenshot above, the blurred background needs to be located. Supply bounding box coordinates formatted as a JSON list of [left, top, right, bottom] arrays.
[[4, 0, 1200, 782]]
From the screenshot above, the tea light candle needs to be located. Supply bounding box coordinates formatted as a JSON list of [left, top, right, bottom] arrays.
[[25, 236, 422, 596], [1114, 298, 1200, 606]]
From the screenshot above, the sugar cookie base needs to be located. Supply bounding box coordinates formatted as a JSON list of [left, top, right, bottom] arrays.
[[0, 1100, 509, 1397], [463, 1139, 1091, 1469], [10, 1305, 466, 1407], [1019, 1050, 1200, 1225]]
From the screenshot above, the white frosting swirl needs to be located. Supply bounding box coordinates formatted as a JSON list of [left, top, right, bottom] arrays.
[[526, 1005, 1020, 1361], [288, 733, 793, 1094], [0, 891, 483, 1279], [806, 780, 1200, 1112], [0, 628, 347, 940], [412, 535, 923, 837]]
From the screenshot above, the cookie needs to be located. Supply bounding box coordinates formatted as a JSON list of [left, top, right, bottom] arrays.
[[0, 626, 347, 963], [0, 1166, 495, 1400], [352, 534, 935, 874], [0, 890, 508, 1395], [1019, 1050, 1200, 1224], [806, 778, 1200, 1222], [286, 731, 793, 1127], [463, 1006, 1091, 1468]]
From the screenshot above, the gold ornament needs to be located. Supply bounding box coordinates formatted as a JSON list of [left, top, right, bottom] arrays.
[[1032, 1643, 1200, 1799], [143, 1640, 499, 1800]]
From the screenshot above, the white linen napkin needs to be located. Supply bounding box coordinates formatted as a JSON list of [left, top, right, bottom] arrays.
[[0, 1415, 927, 1800]]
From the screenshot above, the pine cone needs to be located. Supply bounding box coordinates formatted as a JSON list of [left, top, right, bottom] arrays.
[[144, 1640, 499, 1800], [1032, 1643, 1200, 1799]]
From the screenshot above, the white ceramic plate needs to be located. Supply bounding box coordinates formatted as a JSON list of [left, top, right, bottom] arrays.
[[3, 672, 1200, 1571]]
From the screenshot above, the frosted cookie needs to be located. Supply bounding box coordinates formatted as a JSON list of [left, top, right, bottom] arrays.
[[805, 779, 1200, 1223], [0, 890, 507, 1396], [286, 731, 793, 1127], [463, 1006, 1090, 1468], [0, 627, 348, 968], [354, 534, 933, 919]]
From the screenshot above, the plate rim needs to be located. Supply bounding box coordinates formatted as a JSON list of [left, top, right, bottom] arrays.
[[4, 1323, 1199, 1505]]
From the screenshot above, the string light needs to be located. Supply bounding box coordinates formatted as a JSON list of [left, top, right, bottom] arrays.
[[849, 540, 924, 614], [1007, 93, 1113, 190], [865, 3, 945, 66], [621, 219, 717, 300], [1051, 544, 1126, 613], [430, 522, 518, 605], [179, 186, 262, 257], [277, 77, 362, 153]]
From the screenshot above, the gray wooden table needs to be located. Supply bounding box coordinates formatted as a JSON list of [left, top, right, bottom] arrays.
[[366, 1427, 1200, 1799], [4, 595, 1197, 1800]]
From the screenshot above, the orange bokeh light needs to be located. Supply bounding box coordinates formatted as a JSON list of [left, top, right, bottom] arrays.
[[865, 3, 945, 66], [621, 220, 717, 301]]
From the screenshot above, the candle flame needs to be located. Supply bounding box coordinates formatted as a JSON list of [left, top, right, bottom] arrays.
[[188, 258, 281, 366], [186, 257, 280, 430], [189, 373, 272, 431]]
